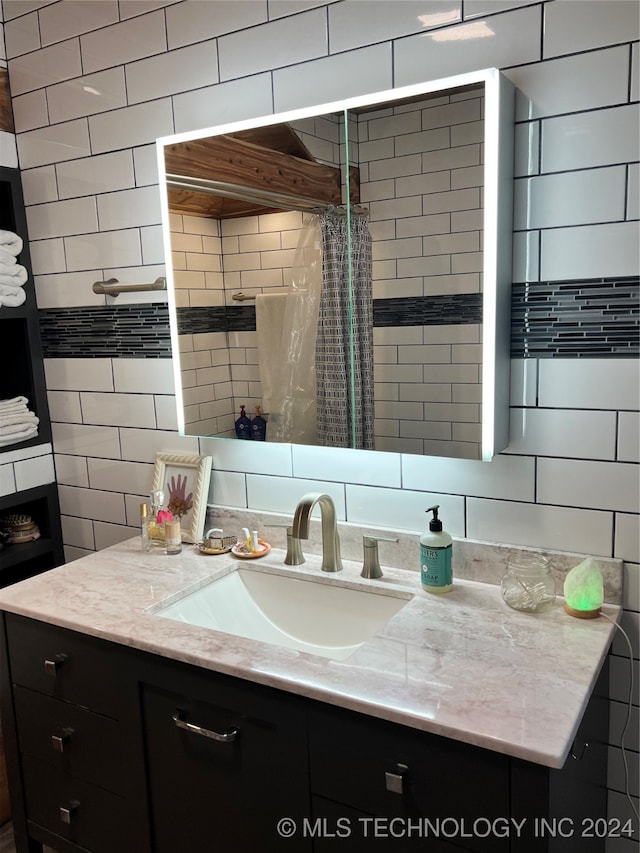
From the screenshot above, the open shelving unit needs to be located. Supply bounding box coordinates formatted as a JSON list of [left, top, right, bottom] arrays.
[[0, 166, 64, 585]]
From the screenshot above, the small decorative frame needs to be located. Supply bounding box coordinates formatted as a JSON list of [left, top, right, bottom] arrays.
[[151, 452, 212, 544]]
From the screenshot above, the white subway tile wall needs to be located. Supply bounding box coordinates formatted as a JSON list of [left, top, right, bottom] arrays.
[[16, 118, 91, 168], [11, 87, 48, 132], [3, 10, 40, 61], [358, 91, 484, 457], [218, 7, 328, 81], [47, 66, 127, 124], [274, 42, 393, 112], [0, 130, 18, 167], [171, 213, 235, 435], [53, 453, 89, 488], [173, 73, 275, 134], [2, 0, 638, 838], [37, 0, 119, 47], [0, 443, 55, 497], [395, 4, 542, 87]]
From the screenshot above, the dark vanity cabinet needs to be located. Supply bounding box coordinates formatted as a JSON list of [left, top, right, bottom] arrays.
[[141, 659, 312, 852], [309, 704, 510, 853], [307, 675, 609, 853], [1, 613, 310, 853], [0, 613, 609, 853], [0, 614, 150, 853]]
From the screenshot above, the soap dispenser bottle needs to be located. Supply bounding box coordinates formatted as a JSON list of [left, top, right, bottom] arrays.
[[235, 405, 251, 440], [420, 505, 453, 593], [251, 405, 267, 441]]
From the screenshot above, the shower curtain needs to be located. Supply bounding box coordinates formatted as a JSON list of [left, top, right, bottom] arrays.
[[266, 208, 374, 449], [316, 210, 374, 450], [266, 215, 323, 444]]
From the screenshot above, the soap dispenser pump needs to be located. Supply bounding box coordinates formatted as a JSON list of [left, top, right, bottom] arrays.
[[235, 405, 251, 440], [420, 505, 453, 594]]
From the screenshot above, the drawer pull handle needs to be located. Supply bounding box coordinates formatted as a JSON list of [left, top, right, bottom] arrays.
[[385, 763, 408, 795], [44, 655, 67, 676], [59, 801, 79, 824], [172, 712, 239, 743], [52, 728, 74, 753]]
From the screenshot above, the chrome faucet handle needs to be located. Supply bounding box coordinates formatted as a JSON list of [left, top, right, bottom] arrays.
[[361, 535, 398, 579], [264, 524, 305, 566]]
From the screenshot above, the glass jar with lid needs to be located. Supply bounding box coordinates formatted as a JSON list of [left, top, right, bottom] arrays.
[[501, 553, 555, 613]]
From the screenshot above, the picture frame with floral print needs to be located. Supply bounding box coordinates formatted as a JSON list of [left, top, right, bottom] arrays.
[[151, 452, 212, 543]]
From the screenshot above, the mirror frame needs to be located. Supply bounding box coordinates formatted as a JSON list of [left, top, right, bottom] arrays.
[[157, 67, 514, 461]]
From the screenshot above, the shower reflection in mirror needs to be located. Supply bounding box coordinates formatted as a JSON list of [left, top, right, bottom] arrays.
[[158, 68, 513, 460]]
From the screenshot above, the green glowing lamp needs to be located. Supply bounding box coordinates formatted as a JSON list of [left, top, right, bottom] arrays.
[[563, 558, 604, 619]]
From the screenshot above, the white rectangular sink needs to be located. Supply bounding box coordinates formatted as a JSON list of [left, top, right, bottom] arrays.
[[157, 567, 411, 661]]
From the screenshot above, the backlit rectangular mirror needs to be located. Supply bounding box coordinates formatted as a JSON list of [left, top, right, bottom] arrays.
[[157, 68, 514, 460]]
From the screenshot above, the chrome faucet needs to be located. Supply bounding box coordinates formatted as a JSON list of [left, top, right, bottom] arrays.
[[291, 492, 343, 573]]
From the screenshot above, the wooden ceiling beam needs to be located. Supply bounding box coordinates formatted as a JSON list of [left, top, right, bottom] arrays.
[[0, 70, 14, 134], [164, 133, 344, 209]]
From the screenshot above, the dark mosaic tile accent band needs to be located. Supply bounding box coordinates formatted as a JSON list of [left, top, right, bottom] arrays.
[[511, 276, 639, 358], [373, 293, 482, 327], [177, 305, 256, 334], [176, 305, 231, 334], [227, 305, 258, 332], [38, 277, 638, 359], [39, 304, 172, 358], [178, 297, 480, 334]]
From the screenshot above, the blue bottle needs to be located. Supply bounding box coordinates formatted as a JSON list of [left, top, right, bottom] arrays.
[[250, 405, 267, 441], [235, 405, 251, 440]]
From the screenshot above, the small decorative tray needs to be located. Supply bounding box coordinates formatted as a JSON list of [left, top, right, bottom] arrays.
[[196, 543, 234, 556], [196, 533, 236, 555], [231, 540, 271, 559]]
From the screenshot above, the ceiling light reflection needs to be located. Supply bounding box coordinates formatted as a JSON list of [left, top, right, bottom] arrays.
[[418, 10, 461, 28], [430, 21, 495, 41]]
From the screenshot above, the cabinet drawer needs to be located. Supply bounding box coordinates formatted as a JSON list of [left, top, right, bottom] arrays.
[[309, 705, 509, 853], [6, 613, 123, 717], [14, 686, 122, 793], [22, 755, 131, 853], [142, 679, 311, 852], [311, 796, 468, 853]]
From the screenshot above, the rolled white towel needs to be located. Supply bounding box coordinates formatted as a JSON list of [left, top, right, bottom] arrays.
[[0, 247, 19, 266], [0, 265, 27, 287], [0, 293, 26, 307], [0, 285, 26, 307], [0, 424, 38, 447], [0, 230, 23, 256]]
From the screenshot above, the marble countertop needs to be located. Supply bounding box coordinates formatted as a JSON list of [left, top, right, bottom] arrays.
[[0, 537, 620, 769]]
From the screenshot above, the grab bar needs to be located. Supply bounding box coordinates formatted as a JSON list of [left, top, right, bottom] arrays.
[[93, 277, 166, 296]]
